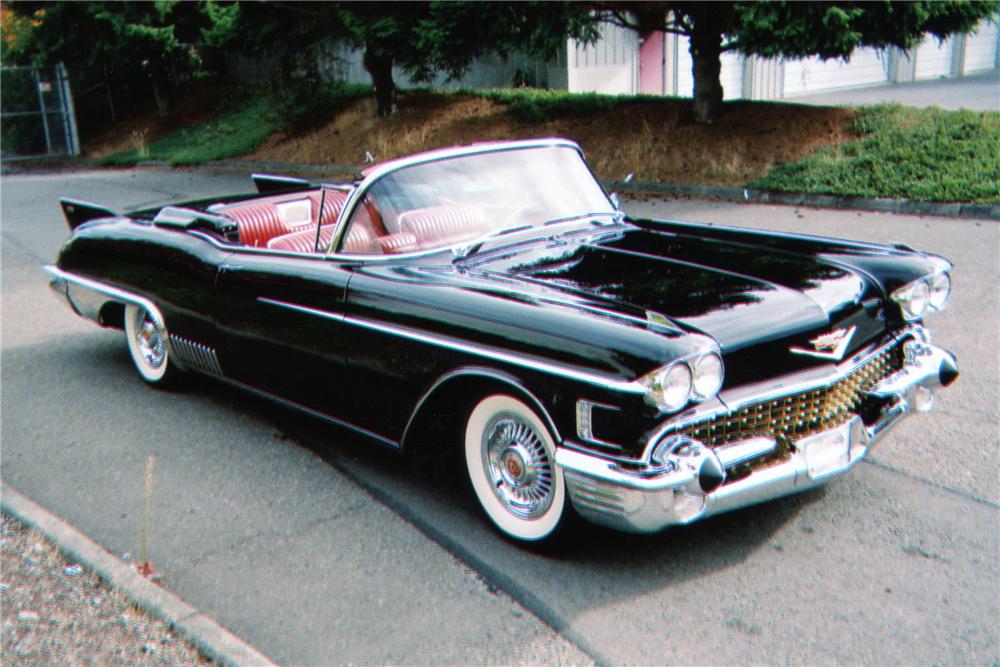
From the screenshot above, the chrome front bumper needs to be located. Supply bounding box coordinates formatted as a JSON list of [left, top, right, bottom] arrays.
[[556, 337, 958, 533]]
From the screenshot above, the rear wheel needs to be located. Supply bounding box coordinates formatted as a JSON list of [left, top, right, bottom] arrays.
[[464, 395, 565, 541], [124, 303, 177, 385]]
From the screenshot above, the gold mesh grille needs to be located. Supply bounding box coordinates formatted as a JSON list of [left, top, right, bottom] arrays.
[[679, 342, 904, 453]]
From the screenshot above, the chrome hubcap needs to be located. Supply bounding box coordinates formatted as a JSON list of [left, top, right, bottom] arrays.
[[482, 413, 554, 519], [135, 310, 166, 369]]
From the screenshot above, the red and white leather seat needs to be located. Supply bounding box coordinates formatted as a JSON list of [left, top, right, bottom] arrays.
[[397, 205, 488, 249], [218, 190, 348, 248]]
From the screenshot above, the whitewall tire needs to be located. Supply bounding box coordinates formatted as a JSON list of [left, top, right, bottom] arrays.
[[124, 302, 173, 384], [464, 394, 565, 541]]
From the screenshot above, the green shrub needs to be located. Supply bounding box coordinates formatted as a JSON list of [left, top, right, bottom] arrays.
[[455, 87, 657, 123], [751, 104, 1000, 203], [274, 80, 372, 133], [101, 94, 281, 166]]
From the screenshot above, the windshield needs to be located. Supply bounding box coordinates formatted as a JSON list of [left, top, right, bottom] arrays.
[[336, 145, 615, 255]]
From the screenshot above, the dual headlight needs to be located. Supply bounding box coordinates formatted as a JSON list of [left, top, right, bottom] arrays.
[[892, 272, 951, 321], [640, 352, 724, 414]]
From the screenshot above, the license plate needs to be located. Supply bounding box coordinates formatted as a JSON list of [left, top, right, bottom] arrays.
[[799, 418, 856, 479]]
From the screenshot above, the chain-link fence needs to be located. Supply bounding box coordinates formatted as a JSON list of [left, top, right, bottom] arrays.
[[1, 63, 80, 161]]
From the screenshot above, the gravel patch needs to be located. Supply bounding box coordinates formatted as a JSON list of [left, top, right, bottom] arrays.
[[1, 514, 210, 665]]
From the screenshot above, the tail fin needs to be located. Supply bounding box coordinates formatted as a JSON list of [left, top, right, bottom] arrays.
[[60, 198, 119, 230]]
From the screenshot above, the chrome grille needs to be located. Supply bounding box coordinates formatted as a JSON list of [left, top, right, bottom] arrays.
[[680, 342, 904, 452]]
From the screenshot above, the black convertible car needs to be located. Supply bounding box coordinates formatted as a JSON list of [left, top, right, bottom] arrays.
[[47, 138, 958, 542]]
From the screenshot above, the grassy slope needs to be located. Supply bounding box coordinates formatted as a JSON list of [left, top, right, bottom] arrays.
[[95, 87, 1000, 203], [101, 97, 280, 167], [751, 105, 1000, 203]]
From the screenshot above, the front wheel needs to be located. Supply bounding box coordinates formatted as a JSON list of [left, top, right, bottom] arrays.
[[464, 395, 566, 542], [124, 302, 177, 385]]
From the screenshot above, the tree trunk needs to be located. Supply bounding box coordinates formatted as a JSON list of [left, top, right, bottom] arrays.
[[148, 62, 175, 118], [689, 14, 724, 124], [363, 47, 396, 117]]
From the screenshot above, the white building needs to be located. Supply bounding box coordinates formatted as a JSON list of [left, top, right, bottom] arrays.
[[304, 17, 998, 100], [559, 18, 999, 101]]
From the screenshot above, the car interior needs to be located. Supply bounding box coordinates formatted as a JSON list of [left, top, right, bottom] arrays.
[[209, 188, 495, 256]]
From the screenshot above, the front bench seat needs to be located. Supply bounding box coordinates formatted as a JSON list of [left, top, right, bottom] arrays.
[[397, 205, 488, 250]]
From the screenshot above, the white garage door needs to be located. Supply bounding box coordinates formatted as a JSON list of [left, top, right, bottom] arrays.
[[914, 36, 954, 79], [964, 20, 1000, 73], [783, 48, 889, 96]]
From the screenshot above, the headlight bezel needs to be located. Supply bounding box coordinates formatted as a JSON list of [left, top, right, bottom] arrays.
[[927, 271, 951, 312], [639, 351, 725, 414], [892, 270, 951, 321]]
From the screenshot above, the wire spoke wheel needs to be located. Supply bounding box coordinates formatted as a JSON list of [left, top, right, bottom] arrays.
[[124, 303, 173, 384], [465, 395, 565, 541], [483, 414, 555, 519]]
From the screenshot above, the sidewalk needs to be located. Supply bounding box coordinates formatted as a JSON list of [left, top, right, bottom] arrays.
[[786, 69, 1000, 111]]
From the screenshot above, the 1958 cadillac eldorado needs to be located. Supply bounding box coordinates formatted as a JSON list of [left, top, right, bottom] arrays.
[[46, 138, 958, 542]]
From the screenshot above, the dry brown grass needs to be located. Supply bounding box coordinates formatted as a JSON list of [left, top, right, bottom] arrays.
[[86, 87, 858, 186], [247, 92, 857, 185]]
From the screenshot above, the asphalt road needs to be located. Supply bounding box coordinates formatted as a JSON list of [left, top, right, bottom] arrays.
[[2, 168, 997, 666]]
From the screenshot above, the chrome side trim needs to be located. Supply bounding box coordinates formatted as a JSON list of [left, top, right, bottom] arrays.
[[259, 298, 639, 393], [44, 266, 180, 361], [45, 265, 157, 317], [262, 296, 642, 394], [257, 297, 346, 322], [342, 314, 645, 394], [400, 366, 563, 448]]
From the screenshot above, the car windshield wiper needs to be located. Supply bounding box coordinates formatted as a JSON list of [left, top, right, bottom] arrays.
[[452, 223, 534, 260], [542, 211, 625, 226]]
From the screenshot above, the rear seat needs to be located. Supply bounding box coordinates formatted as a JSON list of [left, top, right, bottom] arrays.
[[266, 225, 337, 253], [219, 190, 348, 247]]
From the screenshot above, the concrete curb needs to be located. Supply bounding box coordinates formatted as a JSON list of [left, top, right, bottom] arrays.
[[1, 481, 278, 667], [4, 157, 998, 221], [601, 179, 1000, 221]]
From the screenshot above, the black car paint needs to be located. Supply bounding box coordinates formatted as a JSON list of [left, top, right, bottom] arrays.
[[54, 207, 947, 460]]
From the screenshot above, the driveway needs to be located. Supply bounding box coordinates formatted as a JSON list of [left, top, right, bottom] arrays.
[[786, 69, 1000, 111], [2, 169, 997, 665]]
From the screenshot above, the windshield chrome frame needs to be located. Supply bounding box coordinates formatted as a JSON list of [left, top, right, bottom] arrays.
[[323, 138, 611, 262]]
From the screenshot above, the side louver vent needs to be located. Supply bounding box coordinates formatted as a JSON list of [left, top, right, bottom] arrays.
[[170, 335, 223, 375]]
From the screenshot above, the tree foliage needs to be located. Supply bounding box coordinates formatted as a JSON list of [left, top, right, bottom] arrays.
[[599, 1, 1000, 123], [2, 1, 233, 116], [215, 1, 599, 116]]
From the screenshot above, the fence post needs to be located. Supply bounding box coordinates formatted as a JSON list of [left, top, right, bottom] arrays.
[[32, 67, 54, 155], [57, 62, 80, 156]]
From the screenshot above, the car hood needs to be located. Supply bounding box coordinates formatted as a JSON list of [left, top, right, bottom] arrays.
[[474, 225, 878, 353]]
